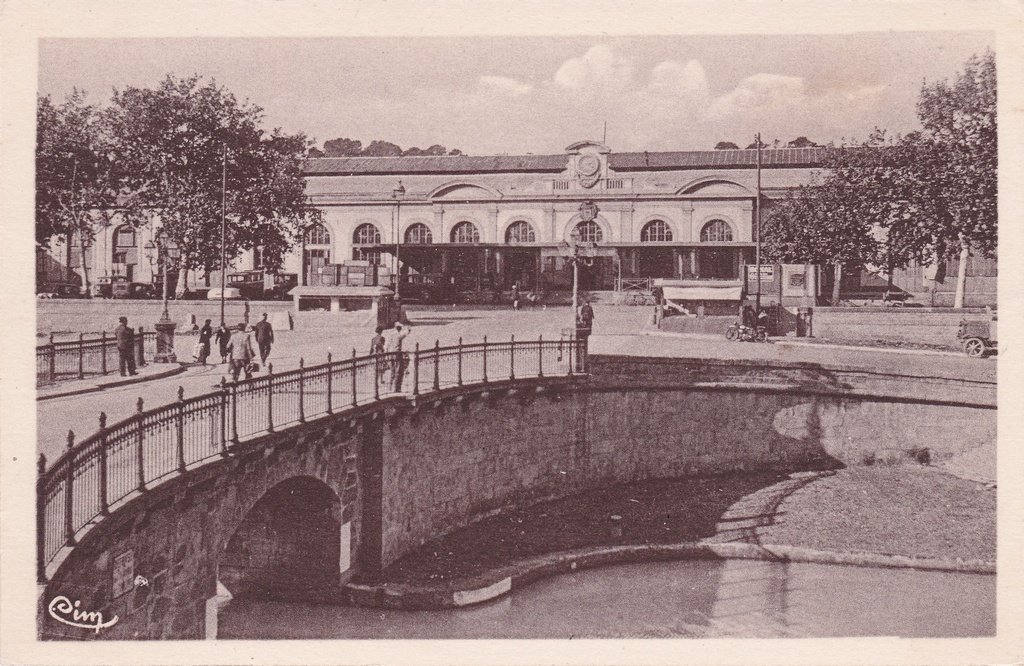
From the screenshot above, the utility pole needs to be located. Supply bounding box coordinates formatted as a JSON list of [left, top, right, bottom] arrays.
[[755, 133, 763, 317], [219, 143, 227, 326]]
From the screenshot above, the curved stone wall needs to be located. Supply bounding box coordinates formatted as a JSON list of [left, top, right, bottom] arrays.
[[379, 356, 995, 566]]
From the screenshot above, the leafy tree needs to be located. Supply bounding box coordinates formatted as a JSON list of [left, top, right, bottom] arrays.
[[714, 141, 740, 150], [911, 51, 996, 307], [787, 136, 821, 148], [361, 140, 403, 157], [323, 137, 362, 156], [448, 148, 464, 156], [424, 144, 448, 156], [105, 75, 321, 297], [746, 138, 769, 150], [307, 146, 324, 158], [402, 146, 426, 156], [36, 91, 122, 295]]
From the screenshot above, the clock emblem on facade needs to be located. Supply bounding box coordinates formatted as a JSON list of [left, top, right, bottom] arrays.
[[577, 154, 601, 188]]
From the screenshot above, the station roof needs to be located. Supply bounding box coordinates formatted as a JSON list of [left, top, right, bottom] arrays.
[[303, 147, 831, 176]]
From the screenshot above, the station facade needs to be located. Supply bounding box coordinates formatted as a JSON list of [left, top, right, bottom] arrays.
[[37, 140, 996, 307]]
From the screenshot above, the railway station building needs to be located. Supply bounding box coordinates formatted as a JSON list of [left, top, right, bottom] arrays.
[[37, 140, 996, 307]]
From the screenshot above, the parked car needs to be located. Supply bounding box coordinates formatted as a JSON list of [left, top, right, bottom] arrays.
[[42, 283, 86, 298], [207, 287, 243, 301], [957, 315, 997, 357]]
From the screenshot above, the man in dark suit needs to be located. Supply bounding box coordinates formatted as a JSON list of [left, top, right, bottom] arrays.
[[252, 312, 274, 364], [114, 316, 137, 376]]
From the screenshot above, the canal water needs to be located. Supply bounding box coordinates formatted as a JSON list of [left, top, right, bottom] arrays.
[[218, 559, 995, 639]]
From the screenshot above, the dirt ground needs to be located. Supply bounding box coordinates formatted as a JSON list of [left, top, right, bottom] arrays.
[[375, 464, 995, 587]]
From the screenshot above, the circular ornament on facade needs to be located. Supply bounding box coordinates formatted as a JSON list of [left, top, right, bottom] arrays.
[[577, 154, 600, 177]]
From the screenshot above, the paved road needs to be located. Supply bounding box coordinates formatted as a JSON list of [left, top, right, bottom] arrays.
[[36, 306, 996, 463]]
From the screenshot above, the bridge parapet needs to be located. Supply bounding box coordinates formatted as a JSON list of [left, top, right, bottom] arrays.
[[38, 335, 587, 582]]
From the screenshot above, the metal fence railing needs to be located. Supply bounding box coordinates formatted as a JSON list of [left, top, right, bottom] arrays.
[[37, 335, 587, 580], [36, 330, 159, 387]]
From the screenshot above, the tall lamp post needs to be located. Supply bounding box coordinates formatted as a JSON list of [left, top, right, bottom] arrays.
[[144, 235, 181, 363], [391, 179, 405, 299], [559, 202, 599, 329]]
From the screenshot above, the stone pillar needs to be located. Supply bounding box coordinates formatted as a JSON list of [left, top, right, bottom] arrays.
[[154, 320, 177, 363]]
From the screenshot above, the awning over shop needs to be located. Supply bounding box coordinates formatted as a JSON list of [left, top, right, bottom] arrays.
[[663, 285, 743, 301]]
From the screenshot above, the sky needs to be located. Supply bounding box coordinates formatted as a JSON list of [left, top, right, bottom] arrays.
[[38, 32, 993, 156]]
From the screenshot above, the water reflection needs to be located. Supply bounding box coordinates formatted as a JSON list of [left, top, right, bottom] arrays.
[[218, 559, 995, 639]]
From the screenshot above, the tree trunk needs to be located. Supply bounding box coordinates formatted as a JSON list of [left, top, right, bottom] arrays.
[[831, 263, 842, 306], [954, 234, 970, 309], [174, 265, 189, 299], [78, 231, 92, 298], [65, 232, 73, 283]]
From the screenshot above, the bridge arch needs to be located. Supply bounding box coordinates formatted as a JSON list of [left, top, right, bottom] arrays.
[[219, 475, 343, 601]]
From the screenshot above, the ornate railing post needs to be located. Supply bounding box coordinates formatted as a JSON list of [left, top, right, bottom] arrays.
[[538, 335, 544, 378], [351, 349, 358, 407], [176, 386, 186, 474], [135, 397, 146, 492], [372, 349, 380, 401], [457, 337, 463, 386], [298, 358, 306, 423], [412, 343, 420, 396], [326, 352, 334, 414], [219, 377, 230, 456], [136, 326, 146, 368], [64, 431, 76, 546], [432, 341, 440, 391], [567, 334, 575, 377], [48, 333, 55, 383], [77, 333, 85, 379], [100, 332, 108, 375], [36, 454, 47, 582], [510, 334, 516, 380], [267, 363, 275, 434], [482, 335, 488, 384], [98, 412, 109, 515], [229, 381, 239, 445]]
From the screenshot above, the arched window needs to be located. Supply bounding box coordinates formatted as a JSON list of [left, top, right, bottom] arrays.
[[351, 223, 382, 265], [112, 224, 138, 277], [573, 220, 603, 243], [700, 219, 733, 242], [352, 223, 381, 245], [304, 223, 331, 245], [640, 220, 673, 242], [405, 223, 433, 244], [505, 220, 536, 244], [450, 221, 480, 244]]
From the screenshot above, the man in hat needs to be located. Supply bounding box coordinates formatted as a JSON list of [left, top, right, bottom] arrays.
[[114, 316, 137, 377], [226, 322, 256, 381], [252, 312, 275, 364], [385, 321, 411, 392]]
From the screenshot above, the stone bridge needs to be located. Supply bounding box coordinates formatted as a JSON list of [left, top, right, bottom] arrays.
[[38, 355, 995, 640]]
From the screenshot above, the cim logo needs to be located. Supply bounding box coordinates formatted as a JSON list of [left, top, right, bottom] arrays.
[[47, 596, 118, 634]]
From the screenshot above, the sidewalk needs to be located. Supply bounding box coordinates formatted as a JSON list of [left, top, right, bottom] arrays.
[[36, 362, 187, 401]]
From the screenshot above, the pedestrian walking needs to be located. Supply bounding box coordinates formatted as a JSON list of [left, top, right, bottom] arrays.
[[226, 323, 256, 381], [511, 284, 521, 311], [197, 319, 213, 365], [215, 322, 232, 363], [386, 321, 411, 393], [114, 316, 137, 376], [370, 325, 387, 390], [253, 312, 274, 364]]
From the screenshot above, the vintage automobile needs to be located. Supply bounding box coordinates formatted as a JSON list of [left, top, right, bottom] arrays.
[[227, 270, 298, 300], [957, 315, 997, 357]]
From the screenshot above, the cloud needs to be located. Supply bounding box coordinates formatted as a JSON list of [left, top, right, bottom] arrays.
[[478, 75, 533, 97], [709, 73, 806, 116], [647, 59, 709, 97], [553, 45, 635, 91]]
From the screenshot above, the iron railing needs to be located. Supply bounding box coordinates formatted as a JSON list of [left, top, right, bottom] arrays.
[[36, 330, 158, 387], [36, 335, 587, 580]]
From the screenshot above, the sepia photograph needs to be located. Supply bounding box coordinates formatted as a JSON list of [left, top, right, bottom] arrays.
[[2, 1, 1022, 664]]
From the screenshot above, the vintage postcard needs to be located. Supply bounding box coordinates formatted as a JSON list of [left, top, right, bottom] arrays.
[[1, 0, 1022, 664]]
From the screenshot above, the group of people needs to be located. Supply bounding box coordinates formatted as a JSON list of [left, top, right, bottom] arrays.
[[193, 313, 275, 381], [369, 321, 412, 393]]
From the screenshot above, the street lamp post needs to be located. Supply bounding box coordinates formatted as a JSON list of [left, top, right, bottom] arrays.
[[392, 180, 405, 299], [144, 235, 181, 363]]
